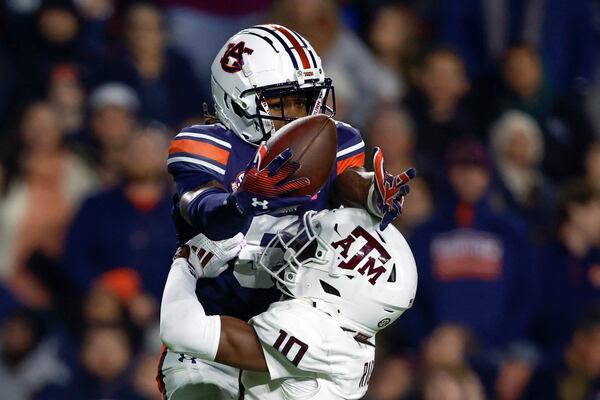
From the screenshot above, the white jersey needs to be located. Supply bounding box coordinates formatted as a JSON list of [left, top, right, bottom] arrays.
[[242, 299, 376, 399], [160, 214, 298, 399]]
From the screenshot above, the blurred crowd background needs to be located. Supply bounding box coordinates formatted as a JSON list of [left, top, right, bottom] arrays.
[[1, 0, 600, 399]]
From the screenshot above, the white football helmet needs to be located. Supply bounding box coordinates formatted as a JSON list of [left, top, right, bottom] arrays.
[[210, 24, 336, 144], [258, 208, 418, 337]]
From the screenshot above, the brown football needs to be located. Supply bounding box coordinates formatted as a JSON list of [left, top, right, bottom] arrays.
[[262, 115, 338, 196]]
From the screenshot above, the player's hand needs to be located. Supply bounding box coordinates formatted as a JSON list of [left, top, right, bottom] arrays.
[[176, 232, 244, 278], [228, 143, 312, 216], [371, 147, 416, 231]]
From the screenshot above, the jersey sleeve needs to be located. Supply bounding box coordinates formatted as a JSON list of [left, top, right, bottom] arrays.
[[249, 302, 331, 380], [167, 125, 232, 194], [335, 121, 366, 175]]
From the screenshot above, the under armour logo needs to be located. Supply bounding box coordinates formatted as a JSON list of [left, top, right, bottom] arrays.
[[252, 198, 269, 210], [178, 354, 197, 364]]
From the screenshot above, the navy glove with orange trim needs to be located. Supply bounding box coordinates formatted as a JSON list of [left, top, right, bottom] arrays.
[[228, 143, 312, 216], [369, 147, 416, 230]]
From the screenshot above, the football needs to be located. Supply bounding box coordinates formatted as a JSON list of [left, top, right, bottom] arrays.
[[262, 115, 338, 196]]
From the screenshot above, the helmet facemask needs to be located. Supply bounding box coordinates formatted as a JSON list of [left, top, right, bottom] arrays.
[[237, 78, 336, 141], [258, 211, 337, 297]]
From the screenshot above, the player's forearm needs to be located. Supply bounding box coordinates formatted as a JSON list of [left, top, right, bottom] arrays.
[[217, 316, 268, 372], [183, 187, 252, 240], [160, 258, 221, 360], [333, 167, 375, 210], [160, 258, 268, 371]]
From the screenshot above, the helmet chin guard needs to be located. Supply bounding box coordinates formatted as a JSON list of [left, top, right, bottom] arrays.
[[210, 24, 335, 144], [258, 208, 418, 337]]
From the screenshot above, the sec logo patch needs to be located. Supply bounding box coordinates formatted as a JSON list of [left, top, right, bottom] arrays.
[[377, 318, 391, 328], [231, 172, 245, 192]]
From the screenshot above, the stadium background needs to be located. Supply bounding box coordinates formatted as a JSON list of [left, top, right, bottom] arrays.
[[1, 0, 600, 399]]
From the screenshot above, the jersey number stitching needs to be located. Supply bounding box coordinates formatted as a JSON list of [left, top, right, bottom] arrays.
[[359, 360, 374, 388], [273, 329, 309, 367]]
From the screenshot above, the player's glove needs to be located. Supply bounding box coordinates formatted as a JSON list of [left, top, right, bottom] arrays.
[[227, 143, 312, 216], [175, 232, 244, 278], [368, 147, 416, 231]]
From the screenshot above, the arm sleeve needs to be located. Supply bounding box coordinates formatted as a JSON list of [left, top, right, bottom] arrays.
[[167, 128, 251, 240], [160, 258, 221, 360], [185, 188, 252, 240], [335, 122, 365, 175], [249, 304, 330, 380]]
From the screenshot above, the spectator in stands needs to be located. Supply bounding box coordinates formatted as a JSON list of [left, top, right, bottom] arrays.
[[494, 45, 594, 182], [85, 82, 139, 187], [78, 276, 156, 360], [423, 368, 485, 400], [63, 124, 177, 302], [499, 45, 552, 121], [57, 324, 138, 399], [98, 2, 203, 128], [0, 101, 97, 308], [7, 0, 93, 105], [403, 47, 476, 176], [405, 139, 536, 398], [368, 4, 421, 97], [531, 181, 600, 366], [365, 356, 415, 400], [585, 141, 600, 192], [92, 268, 158, 330], [525, 308, 600, 400], [420, 324, 486, 400], [83, 284, 127, 326], [489, 110, 557, 242], [0, 309, 71, 400], [367, 107, 417, 175], [422, 324, 475, 371]]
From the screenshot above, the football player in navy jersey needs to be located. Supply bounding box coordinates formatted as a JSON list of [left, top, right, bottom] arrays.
[[158, 24, 415, 399]]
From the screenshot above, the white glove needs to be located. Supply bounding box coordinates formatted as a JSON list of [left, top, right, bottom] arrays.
[[182, 232, 245, 278]]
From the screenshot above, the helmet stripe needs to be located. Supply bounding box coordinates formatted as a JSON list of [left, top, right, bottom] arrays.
[[290, 29, 318, 68], [242, 30, 279, 53], [273, 25, 311, 69], [250, 26, 299, 69]]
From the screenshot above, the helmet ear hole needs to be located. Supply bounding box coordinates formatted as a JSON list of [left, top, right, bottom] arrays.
[[320, 280, 341, 297], [232, 100, 246, 118], [387, 264, 397, 283]]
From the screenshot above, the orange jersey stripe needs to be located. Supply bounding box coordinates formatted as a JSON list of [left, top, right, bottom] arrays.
[[337, 153, 365, 175], [169, 139, 230, 166]]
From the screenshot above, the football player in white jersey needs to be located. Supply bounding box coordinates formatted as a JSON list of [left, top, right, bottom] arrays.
[[160, 208, 418, 399]]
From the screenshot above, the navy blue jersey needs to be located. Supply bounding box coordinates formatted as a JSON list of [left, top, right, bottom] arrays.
[[401, 196, 535, 349], [168, 121, 364, 204], [167, 121, 365, 319]]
